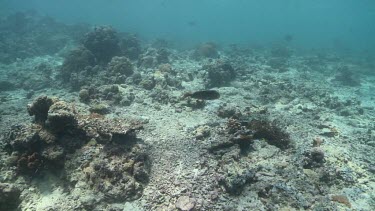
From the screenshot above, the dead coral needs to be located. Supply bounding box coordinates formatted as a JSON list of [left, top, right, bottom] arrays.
[[120, 33, 142, 60], [303, 147, 325, 168], [46, 100, 78, 133], [5, 96, 145, 180], [217, 104, 242, 119], [83, 143, 149, 202], [16, 152, 42, 175], [59, 47, 96, 82], [106, 56, 134, 83], [79, 88, 90, 102], [107, 56, 134, 76], [203, 61, 236, 88], [0, 183, 21, 211], [79, 85, 123, 105], [193, 42, 219, 59], [226, 118, 254, 152], [219, 169, 257, 195], [83, 26, 121, 63], [248, 119, 292, 150], [27, 96, 54, 124], [138, 48, 170, 68], [330, 195, 352, 208]]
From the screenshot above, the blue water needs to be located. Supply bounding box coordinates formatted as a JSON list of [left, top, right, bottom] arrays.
[[3, 0, 375, 51]]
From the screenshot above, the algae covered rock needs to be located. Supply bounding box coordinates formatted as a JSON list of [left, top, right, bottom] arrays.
[[5, 96, 147, 181], [193, 42, 219, 59], [79, 88, 90, 102], [106, 56, 134, 83], [120, 34, 142, 60], [89, 102, 110, 115], [59, 46, 96, 82], [27, 95, 54, 124], [140, 75, 156, 90], [83, 26, 121, 63], [219, 169, 257, 195], [83, 143, 149, 202], [302, 147, 325, 168], [107, 56, 134, 76], [46, 100, 77, 133], [0, 183, 21, 211], [138, 48, 170, 68], [248, 119, 292, 150], [204, 61, 236, 88], [27, 96, 77, 133]]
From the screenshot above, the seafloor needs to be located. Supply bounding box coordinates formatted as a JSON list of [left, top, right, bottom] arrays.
[[0, 12, 375, 211]]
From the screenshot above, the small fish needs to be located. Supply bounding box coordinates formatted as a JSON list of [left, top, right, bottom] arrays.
[[183, 90, 220, 100], [284, 34, 293, 42], [187, 21, 197, 27]]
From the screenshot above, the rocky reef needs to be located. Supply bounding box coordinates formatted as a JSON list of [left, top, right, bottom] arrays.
[[0, 12, 374, 211], [193, 42, 219, 59], [82, 26, 121, 63], [1, 96, 149, 209], [203, 60, 236, 88], [0, 11, 89, 64]]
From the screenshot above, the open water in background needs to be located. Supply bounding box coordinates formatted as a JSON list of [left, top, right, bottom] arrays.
[[2, 0, 375, 53]]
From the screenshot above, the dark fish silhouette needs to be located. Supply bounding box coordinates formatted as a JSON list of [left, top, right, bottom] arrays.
[[183, 90, 220, 100], [187, 21, 197, 27], [284, 34, 294, 42]]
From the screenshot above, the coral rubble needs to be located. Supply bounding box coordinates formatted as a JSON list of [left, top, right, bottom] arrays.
[[0, 12, 374, 210]]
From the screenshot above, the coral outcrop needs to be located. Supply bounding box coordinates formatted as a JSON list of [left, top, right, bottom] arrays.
[[193, 42, 219, 59], [138, 48, 170, 68], [27, 95, 54, 124], [0, 183, 21, 211], [59, 47, 96, 82], [106, 56, 134, 83], [203, 61, 236, 88], [3, 95, 149, 204], [0, 11, 89, 64], [83, 26, 121, 63], [120, 34, 142, 60]]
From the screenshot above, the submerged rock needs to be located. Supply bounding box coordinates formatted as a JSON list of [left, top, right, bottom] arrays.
[[193, 42, 219, 59], [120, 34, 142, 60], [59, 47, 96, 82], [138, 48, 169, 68], [303, 147, 325, 168], [204, 61, 236, 88], [248, 119, 292, 150], [46, 100, 77, 133], [175, 196, 196, 211], [84, 143, 149, 202], [27, 95, 54, 124], [5, 96, 146, 181], [219, 169, 257, 195], [107, 56, 134, 77], [83, 26, 121, 63], [0, 183, 21, 211]]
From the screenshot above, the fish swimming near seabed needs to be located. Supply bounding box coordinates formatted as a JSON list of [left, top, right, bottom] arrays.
[[187, 21, 197, 27], [183, 90, 220, 100]]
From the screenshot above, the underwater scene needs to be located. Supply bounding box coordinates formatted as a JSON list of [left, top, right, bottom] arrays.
[[0, 0, 375, 210]]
